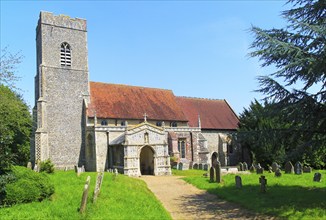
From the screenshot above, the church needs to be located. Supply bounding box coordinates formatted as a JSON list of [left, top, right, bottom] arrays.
[[31, 12, 240, 176]]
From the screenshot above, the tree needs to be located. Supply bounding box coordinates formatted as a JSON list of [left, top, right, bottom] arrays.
[[0, 48, 31, 173], [0, 47, 24, 90], [244, 0, 326, 168], [0, 85, 32, 173]]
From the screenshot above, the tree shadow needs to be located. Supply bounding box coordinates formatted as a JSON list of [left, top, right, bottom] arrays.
[[199, 178, 326, 219]]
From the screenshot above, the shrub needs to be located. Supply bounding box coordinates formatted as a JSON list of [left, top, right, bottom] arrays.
[[0, 166, 54, 206], [40, 159, 55, 174]]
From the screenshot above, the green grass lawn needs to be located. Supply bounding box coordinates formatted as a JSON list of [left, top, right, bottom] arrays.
[[173, 169, 326, 219], [0, 171, 171, 220]]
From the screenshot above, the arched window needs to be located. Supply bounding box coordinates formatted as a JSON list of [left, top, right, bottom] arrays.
[[60, 42, 71, 67], [101, 120, 108, 126], [121, 120, 126, 126], [170, 121, 177, 127], [178, 139, 186, 158], [156, 121, 162, 127]]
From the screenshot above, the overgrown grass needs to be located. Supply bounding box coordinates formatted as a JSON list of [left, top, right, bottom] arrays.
[[173, 169, 326, 219], [0, 170, 171, 220]]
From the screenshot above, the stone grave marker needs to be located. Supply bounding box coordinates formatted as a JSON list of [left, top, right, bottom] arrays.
[[239, 162, 243, 171], [272, 162, 279, 172], [275, 168, 282, 177], [215, 161, 222, 183], [235, 175, 242, 189], [257, 163, 262, 169], [295, 162, 302, 175], [313, 173, 322, 182], [203, 164, 208, 171], [284, 161, 294, 174], [209, 167, 215, 182], [93, 172, 104, 203], [249, 164, 256, 172], [256, 167, 264, 174], [303, 166, 312, 173], [114, 168, 118, 176], [193, 163, 198, 170], [259, 175, 267, 193], [243, 162, 248, 171], [198, 163, 203, 170], [178, 162, 183, 170], [79, 176, 91, 213], [189, 161, 193, 169], [27, 162, 32, 169]]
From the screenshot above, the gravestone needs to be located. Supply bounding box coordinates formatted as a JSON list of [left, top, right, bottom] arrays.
[[209, 167, 215, 182], [294, 162, 302, 175], [33, 163, 40, 173], [267, 165, 272, 173], [249, 164, 256, 172], [93, 172, 104, 203], [239, 162, 243, 171], [257, 163, 262, 169], [64, 167, 68, 171], [215, 161, 222, 183], [275, 168, 282, 177], [178, 162, 183, 170], [193, 163, 198, 170], [243, 162, 248, 171], [271, 162, 279, 172], [256, 167, 264, 174], [199, 164, 203, 170], [79, 176, 91, 213], [189, 161, 193, 169], [235, 175, 242, 189], [203, 164, 208, 171], [303, 166, 312, 173], [74, 165, 78, 173], [284, 161, 294, 174], [114, 168, 118, 176], [259, 175, 267, 193], [313, 173, 322, 182], [27, 162, 32, 169]]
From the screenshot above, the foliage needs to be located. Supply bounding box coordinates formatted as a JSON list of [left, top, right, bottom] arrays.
[[0, 85, 32, 173], [0, 171, 171, 220], [174, 169, 326, 219], [40, 159, 55, 174], [243, 0, 326, 168], [0, 47, 23, 90], [0, 166, 54, 206]]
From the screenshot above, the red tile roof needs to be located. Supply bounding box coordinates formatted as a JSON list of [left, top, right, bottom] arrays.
[[175, 97, 239, 130], [88, 82, 188, 121]]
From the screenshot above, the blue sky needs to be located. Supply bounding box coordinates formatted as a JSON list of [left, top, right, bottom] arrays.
[[1, 0, 289, 114]]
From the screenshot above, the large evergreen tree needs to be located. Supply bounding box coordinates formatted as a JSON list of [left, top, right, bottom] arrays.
[[241, 0, 325, 168]]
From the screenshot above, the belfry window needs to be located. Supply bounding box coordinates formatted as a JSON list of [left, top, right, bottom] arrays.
[[178, 139, 186, 158], [60, 42, 71, 67]]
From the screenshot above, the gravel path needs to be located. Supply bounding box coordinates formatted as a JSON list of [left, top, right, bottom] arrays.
[[141, 175, 275, 220]]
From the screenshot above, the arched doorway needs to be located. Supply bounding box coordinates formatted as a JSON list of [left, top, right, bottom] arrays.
[[140, 146, 154, 175], [212, 152, 218, 167]]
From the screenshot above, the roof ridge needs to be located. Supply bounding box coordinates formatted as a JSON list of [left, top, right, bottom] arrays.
[[90, 81, 173, 92], [177, 96, 224, 101]]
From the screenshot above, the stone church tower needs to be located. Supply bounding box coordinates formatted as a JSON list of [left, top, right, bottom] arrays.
[[31, 12, 90, 168]]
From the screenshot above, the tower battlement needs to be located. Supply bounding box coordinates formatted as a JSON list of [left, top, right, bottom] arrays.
[[37, 11, 87, 32]]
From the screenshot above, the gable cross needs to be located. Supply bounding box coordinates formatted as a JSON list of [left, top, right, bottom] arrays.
[[143, 113, 148, 122]]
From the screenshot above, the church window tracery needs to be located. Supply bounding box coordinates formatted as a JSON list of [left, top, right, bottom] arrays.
[[60, 42, 71, 67], [170, 121, 178, 127], [101, 120, 108, 126]]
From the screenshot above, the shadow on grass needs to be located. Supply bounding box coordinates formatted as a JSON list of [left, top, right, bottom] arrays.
[[187, 177, 326, 219], [175, 191, 275, 219]]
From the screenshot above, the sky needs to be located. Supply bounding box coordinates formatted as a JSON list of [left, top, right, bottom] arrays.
[[1, 0, 290, 115]]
